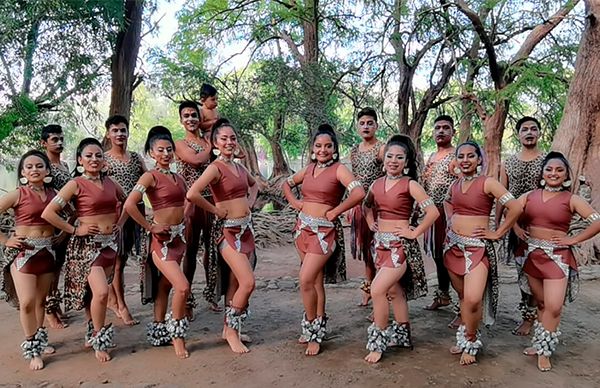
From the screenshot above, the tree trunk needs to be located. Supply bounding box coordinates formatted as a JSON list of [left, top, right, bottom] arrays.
[[239, 136, 263, 179], [483, 99, 509, 179], [109, 0, 144, 120], [552, 0, 600, 263], [269, 114, 291, 178]]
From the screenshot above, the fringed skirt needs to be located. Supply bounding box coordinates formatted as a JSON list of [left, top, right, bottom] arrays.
[[350, 205, 374, 263]]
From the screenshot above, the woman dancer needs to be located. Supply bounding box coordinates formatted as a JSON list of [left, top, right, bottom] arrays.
[[1, 151, 57, 370], [187, 119, 258, 354], [124, 126, 190, 359], [283, 124, 365, 356], [362, 135, 438, 363], [42, 138, 127, 363], [444, 141, 521, 365], [515, 152, 600, 371]]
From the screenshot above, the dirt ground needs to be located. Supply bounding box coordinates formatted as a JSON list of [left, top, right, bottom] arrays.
[[2, 239, 600, 388]]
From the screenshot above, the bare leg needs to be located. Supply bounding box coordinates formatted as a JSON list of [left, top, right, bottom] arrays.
[[110, 255, 138, 325], [35, 272, 55, 354], [459, 263, 488, 366], [523, 276, 544, 356], [536, 277, 567, 371], [182, 206, 200, 320], [87, 266, 113, 362], [448, 271, 465, 355]]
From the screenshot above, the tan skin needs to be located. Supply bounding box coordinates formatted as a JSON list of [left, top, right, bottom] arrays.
[[186, 125, 258, 354], [200, 95, 219, 132], [105, 122, 147, 326], [283, 133, 365, 356], [361, 145, 439, 363], [353, 114, 385, 306], [515, 159, 600, 371], [42, 144, 127, 363], [40, 132, 70, 329], [124, 139, 190, 359], [0, 155, 56, 371], [444, 144, 522, 366], [498, 120, 544, 336]]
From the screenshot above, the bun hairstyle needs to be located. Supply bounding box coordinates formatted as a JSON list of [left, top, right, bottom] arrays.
[[73, 138, 104, 177], [456, 141, 487, 173], [384, 135, 418, 180], [144, 125, 175, 154], [310, 124, 340, 163], [538, 151, 572, 191], [18, 150, 52, 187]]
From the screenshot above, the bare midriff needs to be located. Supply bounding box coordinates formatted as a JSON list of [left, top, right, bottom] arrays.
[[450, 215, 491, 236], [216, 197, 251, 219], [14, 225, 55, 238], [377, 218, 410, 233], [79, 213, 119, 234], [528, 226, 567, 240], [153, 207, 184, 226], [301, 201, 335, 219]]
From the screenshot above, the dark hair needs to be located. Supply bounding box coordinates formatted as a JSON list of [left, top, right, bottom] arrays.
[[104, 115, 129, 130], [41, 124, 62, 141], [538, 151, 572, 191], [144, 126, 176, 154], [73, 138, 104, 177], [18, 150, 52, 187], [456, 141, 487, 172], [310, 124, 340, 163], [434, 115, 454, 127], [384, 135, 418, 180], [209, 118, 236, 162], [178, 100, 201, 118], [357, 107, 378, 122], [515, 116, 541, 133], [200, 83, 218, 99]]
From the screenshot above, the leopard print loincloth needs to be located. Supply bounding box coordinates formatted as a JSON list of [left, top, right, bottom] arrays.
[[422, 153, 456, 206], [104, 152, 145, 195]]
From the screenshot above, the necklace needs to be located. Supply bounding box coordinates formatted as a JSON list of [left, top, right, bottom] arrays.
[[29, 185, 44, 193], [386, 174, 403, 180], [155, 166, 172, 175], [82, 173, 101, 181], [218, 155, 233, 163], [544, 186, 562, 193], [316, 159, 334, 169], [463, 174, 478, 182]]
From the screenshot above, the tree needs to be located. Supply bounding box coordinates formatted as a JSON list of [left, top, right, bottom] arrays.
[[552, 0, 600, 261]]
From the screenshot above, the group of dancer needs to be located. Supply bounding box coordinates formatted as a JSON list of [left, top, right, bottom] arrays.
[[1, 99, 599, 373]]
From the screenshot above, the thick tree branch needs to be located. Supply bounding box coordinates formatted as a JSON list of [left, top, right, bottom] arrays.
[[0, 51, 18, 96]]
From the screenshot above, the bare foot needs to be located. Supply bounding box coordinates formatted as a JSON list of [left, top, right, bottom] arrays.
[[537, 355, 552, 371], [358, 290, 371, 307], [424, 297, 451, 311], [523, 347, 537, 356], [449, 345, 462, 355], [448, 315, 462, 329], [118, 307, 140, 326], [364, 351, 382, 363], [172, 338, 189, 359], [222, 327, 252, 343], [29, 356, 44, 371], [305, 341, 320, 356], [42, 345, 55, 355], [209, 302, 223, 313], [46, 312, 68, 329], [460, 352, 477, 365], [512, 320, 533, 336], [185, 306, 195, 322], [298, 334, 308, 344], [224, 327, 249, 354], [95, 350, 111, 362], [108, 303, 121, 319], [365, 311, 374, 322]]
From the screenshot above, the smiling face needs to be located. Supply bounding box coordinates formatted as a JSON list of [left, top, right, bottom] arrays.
[[312, 134, 335, 163], [433, 120, 454, 147], [357, 115, 378, 141], [214, 126, 238, 158], [107, 122, 129, 148], [21, 155, 49, 184], [180, 107, 200, 133], [384, 145, 407, 176], [456, 144, 481, 175], [78, 144, 104, 175], [149, 139, 174, 168], [517, 120, 540, 148], [542, 158, 569, 188]]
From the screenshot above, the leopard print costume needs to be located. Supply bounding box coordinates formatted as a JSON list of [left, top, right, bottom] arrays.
[[422, 152, 456, 206], [104, 152, 145, 195], [50, 161, 71, 191], [504, 153, 546, 197], [349, 141, 384, 190], [176, 139, 211, 196]]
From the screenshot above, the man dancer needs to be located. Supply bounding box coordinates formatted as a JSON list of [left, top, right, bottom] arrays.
[[41, 124, 72, 329], [175, 101, 214, 319], [498, 116, 545, 336], [421, 115, 459, 327], [104, 115, 146, 326]]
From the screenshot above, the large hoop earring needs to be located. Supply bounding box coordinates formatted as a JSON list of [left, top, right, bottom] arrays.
[[19, 177, 28, 185], [539, 179, 546, 187], [476, 165, 482, 174], [403, 168, 409, 175], [76, 165, 84, 173], [43, 176, 53, 184], [562, 180, 572, 188], [213, 149, 221, 156], [311, 153, 316, 161], [332, 153, 338, 159]]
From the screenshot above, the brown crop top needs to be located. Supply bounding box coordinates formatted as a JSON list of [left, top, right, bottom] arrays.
[[209, 161, 250, 203], [447, 176, 493, 216], [74, 177, 119, 217], [520, 189, 572, 233], [301, 163, 345, 207], [146, 170, 187, 211], [14, 186, 56, 226], [371, 177, 414, 220]]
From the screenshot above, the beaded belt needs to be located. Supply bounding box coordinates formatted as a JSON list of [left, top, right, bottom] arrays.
[[525, 238, 569, 277], [444, 230, 486, 274], [92, 234, 118, 257], [223, 215, 254, 252], [373, 232, 403, 267], [294, 212, 335, 254], [159, 222, 186, 261], [15, 237, 55, 271]]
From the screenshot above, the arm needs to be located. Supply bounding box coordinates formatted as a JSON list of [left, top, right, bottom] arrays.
[[241, 164, 258, 207], [124, 173, 154, 231], [553, 196, 600, 246], [0, 190, 27, 248], [512, 193, 530, 241], [282, 166, 307, 211], [495, 162, 509, 226], [108, 177, 129, 229], [42, 180, 96, 235], [443, 182, 455, 230], [174, 139, 212, 168], [377, 144, 385, 162], [395, 181, 440, 239], [362, 184, 377, 232], [186, 165, 226, 218], [475, 178, 523, 240], [326, 165, 366, 221]]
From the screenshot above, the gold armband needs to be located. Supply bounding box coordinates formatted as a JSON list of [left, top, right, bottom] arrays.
[[586, 213, 600, 223], [419, 198, 435, 210], [347, 180, 362, 192], [498, 192, 515, 206], [52, 195, 67, 208], [133, 183, 147, 194]]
